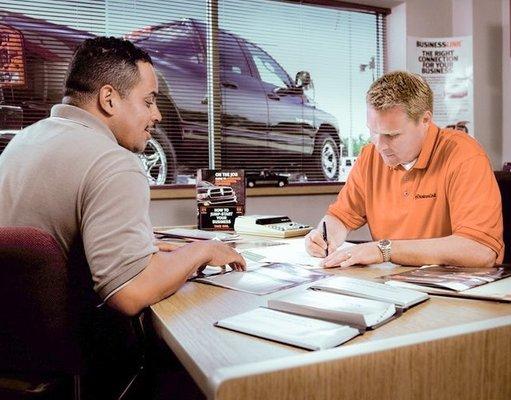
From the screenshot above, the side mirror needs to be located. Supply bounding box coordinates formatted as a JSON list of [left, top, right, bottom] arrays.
[[295, 71, 312, 89]]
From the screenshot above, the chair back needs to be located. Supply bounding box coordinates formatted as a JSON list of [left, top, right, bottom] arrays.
[[495, 172, 511, 264], [0, 227, 142, 380], [0, 226, 87, 374], [0, 226, 147, 399]]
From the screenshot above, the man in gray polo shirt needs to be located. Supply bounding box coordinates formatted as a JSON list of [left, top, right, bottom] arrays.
[[0, 37, 245, 316]]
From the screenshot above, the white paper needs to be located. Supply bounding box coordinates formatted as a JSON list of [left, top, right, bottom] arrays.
[[241, 238, 356, 268]]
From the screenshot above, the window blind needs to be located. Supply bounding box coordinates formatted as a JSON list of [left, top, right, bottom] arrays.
[[0, 0, 387, 186]]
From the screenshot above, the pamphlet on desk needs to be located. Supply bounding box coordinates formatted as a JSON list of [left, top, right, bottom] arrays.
[[216, 277, 429, 350], [193, 262, 327, 295], [383, 265, 511, 302]]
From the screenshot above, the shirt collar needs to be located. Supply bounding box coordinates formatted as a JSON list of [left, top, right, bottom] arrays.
[[50, 104, 118, 144], [414, 122, 439, 170], [401, 159, 417, 170]]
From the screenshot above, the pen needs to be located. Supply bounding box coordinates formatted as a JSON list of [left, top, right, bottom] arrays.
[[322, 220, 328, 257]]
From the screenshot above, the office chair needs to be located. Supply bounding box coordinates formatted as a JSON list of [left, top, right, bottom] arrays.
[[495, 171, 511, 264], [0, 226, 146, 399]]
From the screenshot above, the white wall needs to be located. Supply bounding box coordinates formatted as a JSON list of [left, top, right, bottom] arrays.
[[404, 0, 453, 36], [503, 0, 511, 165], [471, 0, 504, 168], [386, 2, 407, 71]]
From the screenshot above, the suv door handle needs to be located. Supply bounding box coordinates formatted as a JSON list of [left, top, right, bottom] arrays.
[[221, 81, 238, 89], [267, 92, 280, 101]]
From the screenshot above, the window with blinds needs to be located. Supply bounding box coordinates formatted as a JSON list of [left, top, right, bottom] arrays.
[[0, 0, 387, 186]]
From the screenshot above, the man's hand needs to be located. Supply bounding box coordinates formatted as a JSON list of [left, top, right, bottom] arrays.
[[305, 228, 329, 257], [201, 240, 246, 272], [305, 216, 350, 258], [320, 241, 383, 268]]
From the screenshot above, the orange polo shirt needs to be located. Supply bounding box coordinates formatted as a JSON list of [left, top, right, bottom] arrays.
[[328, 123, 504, 263]]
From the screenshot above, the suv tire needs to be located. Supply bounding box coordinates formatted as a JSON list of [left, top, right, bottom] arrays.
[[311, 133, 340, 181], [138, 126, 177, 185]]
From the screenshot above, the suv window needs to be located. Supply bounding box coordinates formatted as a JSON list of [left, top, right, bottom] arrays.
[[245, 42, 291, 87], [219, 33, 250, 75], [146, 24, 203, 64]]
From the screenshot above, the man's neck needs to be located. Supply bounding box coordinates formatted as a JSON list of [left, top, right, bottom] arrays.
[[61, 96, 112, 130]]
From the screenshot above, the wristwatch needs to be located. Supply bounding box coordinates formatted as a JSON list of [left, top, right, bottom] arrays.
[[377, 239, 392, 262]]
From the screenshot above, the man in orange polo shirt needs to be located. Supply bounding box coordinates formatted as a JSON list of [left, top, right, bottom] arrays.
[[306, 71, 504, 268]]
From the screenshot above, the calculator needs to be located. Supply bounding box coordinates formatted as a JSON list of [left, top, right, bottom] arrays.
[[234, 215, 313, 238]]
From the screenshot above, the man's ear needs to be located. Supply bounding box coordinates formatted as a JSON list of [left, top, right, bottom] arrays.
[[421, 110, 433, 125], [98, 85, 117, 116]]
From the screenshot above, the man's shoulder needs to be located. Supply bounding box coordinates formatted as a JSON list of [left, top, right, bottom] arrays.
[[10, 116, 144, 181], [437, 128, 486, 159]]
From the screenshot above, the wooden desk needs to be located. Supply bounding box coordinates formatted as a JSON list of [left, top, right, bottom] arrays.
[[151, 260, 511, 400]]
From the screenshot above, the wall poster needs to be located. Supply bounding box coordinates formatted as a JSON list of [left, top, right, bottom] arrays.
[[407, 36, 473, 135]]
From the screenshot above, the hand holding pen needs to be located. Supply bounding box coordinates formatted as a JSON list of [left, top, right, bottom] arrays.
[[322, 220, 329, 257]]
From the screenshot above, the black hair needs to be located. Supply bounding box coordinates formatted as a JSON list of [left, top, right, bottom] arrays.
[[64, 36, 152, 103]]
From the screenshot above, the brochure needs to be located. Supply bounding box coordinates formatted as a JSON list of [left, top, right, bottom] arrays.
[[193, 262, 327, 295], [383, 265, 511, 302], [196, 169, 245, 231]]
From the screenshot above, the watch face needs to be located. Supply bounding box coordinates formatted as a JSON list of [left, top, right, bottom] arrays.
[[380, 239, 390, 247]]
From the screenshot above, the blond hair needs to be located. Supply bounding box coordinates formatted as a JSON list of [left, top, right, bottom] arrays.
[[366, 71, 433, 122]]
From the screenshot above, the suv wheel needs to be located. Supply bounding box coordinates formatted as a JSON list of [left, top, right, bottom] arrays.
[[138, 126, 177, 185], [311, 133, 339, 181]]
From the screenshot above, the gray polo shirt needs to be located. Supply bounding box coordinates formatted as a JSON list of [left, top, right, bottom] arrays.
[[0, 104, 158, 300]]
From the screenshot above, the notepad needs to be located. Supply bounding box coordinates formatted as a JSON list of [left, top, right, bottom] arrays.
[[215, 308, 360, 351]]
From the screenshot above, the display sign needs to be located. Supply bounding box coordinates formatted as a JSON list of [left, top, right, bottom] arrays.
[[196, 169, 245, 231], [407, 36, 473, 135]]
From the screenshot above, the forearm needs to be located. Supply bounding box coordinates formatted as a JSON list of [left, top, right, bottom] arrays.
[[107, 241, 217, 315], [391, 235, 497, 268]]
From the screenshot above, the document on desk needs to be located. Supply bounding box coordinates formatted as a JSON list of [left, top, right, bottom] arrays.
[[215, 308, 360, 351], [240, 238, 356, 268], [383, 264, 511, 302], [193, 263, 327, 295]]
